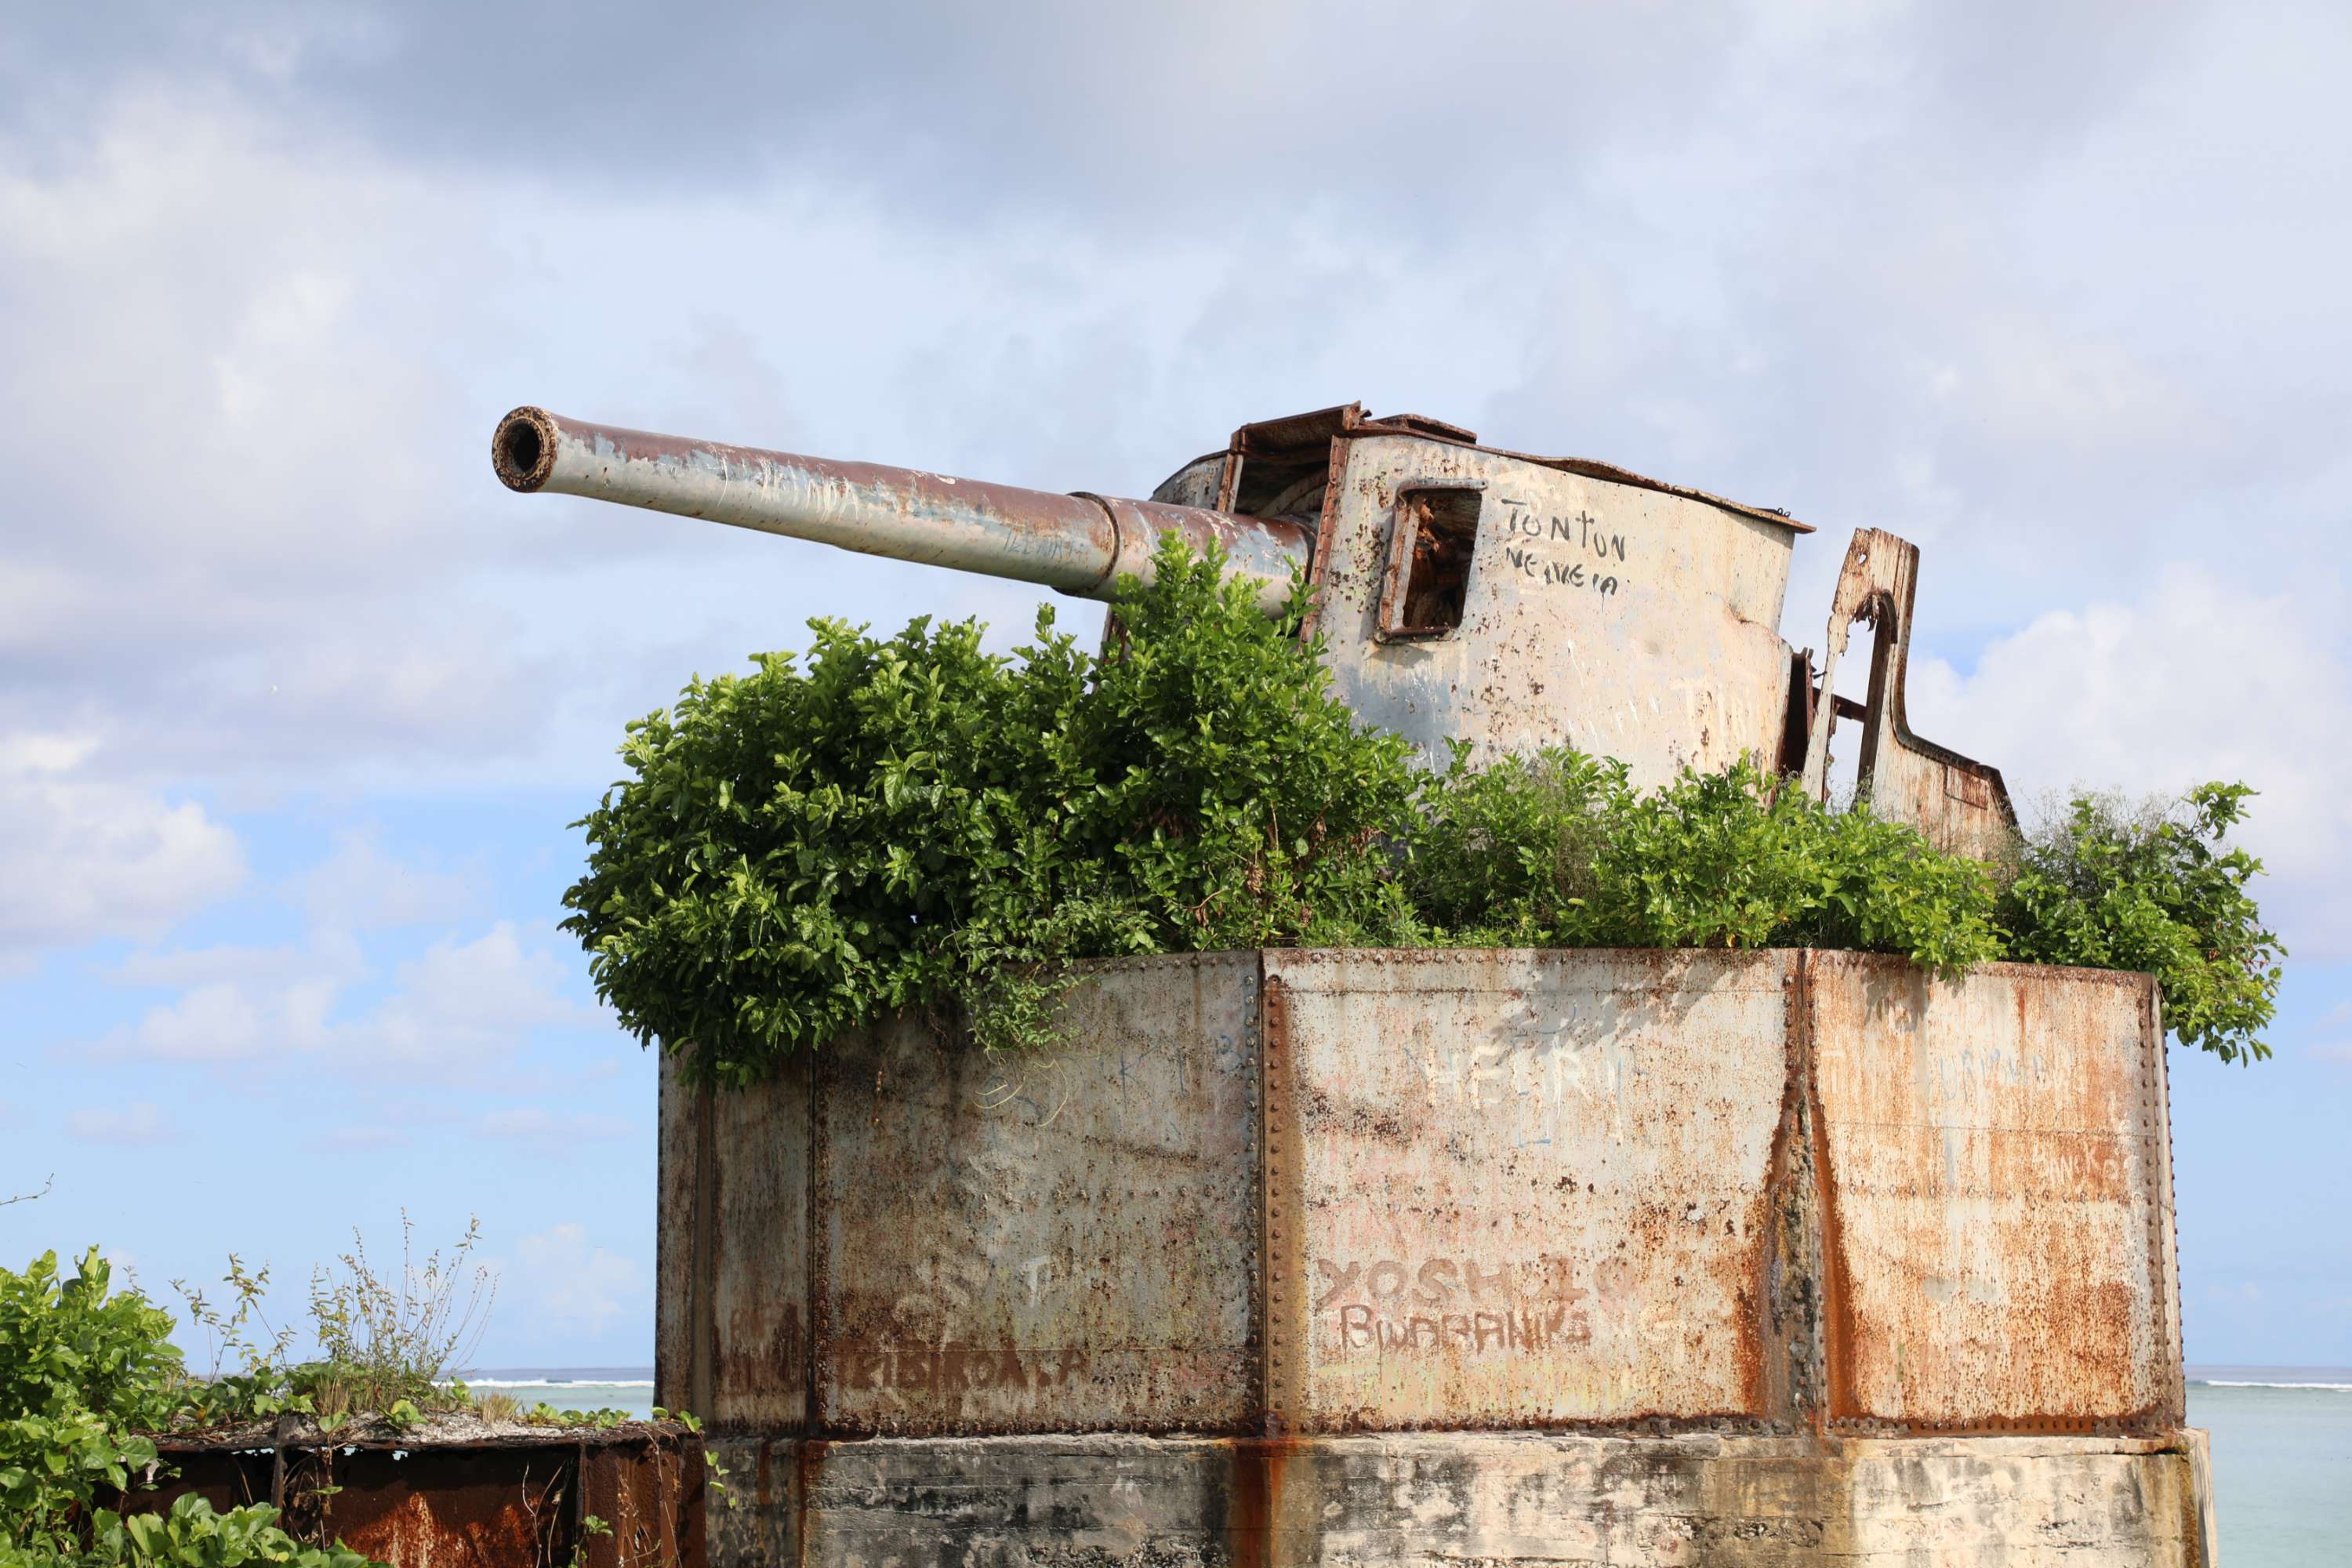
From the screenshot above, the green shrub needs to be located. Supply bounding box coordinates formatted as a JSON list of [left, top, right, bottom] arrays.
[[1409, 750, 2002, 971], [0, 1250, 373, 1568], [564, 537, 1423, 1081], [566, 537, 2278, 1073], [1998, 783, 2283, 1063]]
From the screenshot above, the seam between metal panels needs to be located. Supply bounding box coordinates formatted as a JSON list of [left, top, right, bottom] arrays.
[[1762, 952, 1825, 1433], [690, 1076, 717, 1423], [804, 1052, 819, 1435], [809, 1040, 833, 1434], [1258, 966, 1301, 1435], [1244, 953, 1267, 1436], [2145, 981, 2184, 1428], [1796, 953, 1865, 1432]]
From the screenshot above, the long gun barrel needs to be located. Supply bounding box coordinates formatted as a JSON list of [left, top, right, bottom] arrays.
[[492, 407, 1312, 613]]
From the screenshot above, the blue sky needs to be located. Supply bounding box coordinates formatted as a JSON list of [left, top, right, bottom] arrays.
[[2, 0, 2347, 1368]]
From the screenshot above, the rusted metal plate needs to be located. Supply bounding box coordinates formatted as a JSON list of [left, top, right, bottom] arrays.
[[1265, 949, 1791, 1429], [324, 1448, 567, 1568], [700, 1060, 810, 1432], [128, 1431, 704, 1568], [653, 1054, 698, 1417], [655, 1050, 810, 1432], [1306, 434, 1802, 782], [1807, 953, 2181, 1431], [812, 953, 1261, 1435], [580, 1436, 708, 1568], [1799, 529, 2017, 862]]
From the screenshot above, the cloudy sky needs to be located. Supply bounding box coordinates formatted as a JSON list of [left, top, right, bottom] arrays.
[[2, 2, 2347, 1367]]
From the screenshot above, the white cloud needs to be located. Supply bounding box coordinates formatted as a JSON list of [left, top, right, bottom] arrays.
[[68, 1101, 172, 1145], [507, 1222, 644, 1341], [361, 924, 586, 1073], [0, 733, 245, 962], [98, 920, 592, 1079], [287, 829, 484, 931], [476, 1109, 634, 1143], [115, 930, 368, 991], [1907, 568, 2352, 957]]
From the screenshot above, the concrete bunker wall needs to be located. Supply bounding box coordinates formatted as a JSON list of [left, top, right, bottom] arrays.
[[656, 949, 2203, 1564]]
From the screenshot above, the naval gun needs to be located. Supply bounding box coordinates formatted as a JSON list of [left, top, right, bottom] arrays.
[[493, 401, 2013, 858]]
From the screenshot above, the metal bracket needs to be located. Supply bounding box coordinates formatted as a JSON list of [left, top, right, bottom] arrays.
[[1801, 530, 2017, 862]]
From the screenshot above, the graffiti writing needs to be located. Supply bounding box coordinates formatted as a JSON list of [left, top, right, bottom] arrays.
[[836, 1341, 1091, 1396], [1334, 1303, 1589, 1355]]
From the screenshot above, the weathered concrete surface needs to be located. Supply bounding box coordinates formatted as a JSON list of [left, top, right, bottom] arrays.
[[710, 1431, 2209, 1566]]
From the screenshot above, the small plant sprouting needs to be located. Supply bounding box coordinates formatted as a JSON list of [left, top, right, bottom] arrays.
[[307, 1210, 497, 1417]]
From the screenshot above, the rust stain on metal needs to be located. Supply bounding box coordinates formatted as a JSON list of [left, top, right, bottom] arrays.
[[1758, 950, 1826, 1429], [1800, 530, 2017, 861], [1264, 949, 1787, 1431], [1305, 433, 1802, 780], [1259, 971, 1305, 1432], [702, 1061, 810, 1433], [129, 1431, 704, 1568], [659, 950, 2187, 1448], [652, 1054, 698, 1417], [811, 954, 1261, 1436], [1808, 954, 2179, 1432]]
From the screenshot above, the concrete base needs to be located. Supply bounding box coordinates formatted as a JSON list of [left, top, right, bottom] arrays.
[[710, 1430, 2213, 1566]]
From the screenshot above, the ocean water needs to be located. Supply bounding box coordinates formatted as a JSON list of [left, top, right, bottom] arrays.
[[477, 1367, 2351, 1558], [2187, 1368, 2352, 1566]]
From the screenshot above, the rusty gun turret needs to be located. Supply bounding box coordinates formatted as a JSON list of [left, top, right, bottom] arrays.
[[494, 401, 2016, 859]]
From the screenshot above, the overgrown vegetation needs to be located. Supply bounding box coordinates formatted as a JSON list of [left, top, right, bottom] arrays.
[[0, 1249, 372, 1568], [0, 1218, 663, 1567], [1998, 784, 2281, 1064], [169, 1214, 508, 1434], [565, 535, 2280, 1080]]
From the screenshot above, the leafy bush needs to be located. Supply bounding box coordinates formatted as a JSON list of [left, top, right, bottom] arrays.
[[564, 538, 1423, 1081], [0, 1250, 372, 1568], [566, 536, 2279, 1075], [1998, 783, 2283, 1064], [1410, 751, 2003, 971]]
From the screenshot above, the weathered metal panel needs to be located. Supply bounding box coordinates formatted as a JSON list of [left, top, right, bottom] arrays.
[[653, 1054, 698, 1417], [1307, 434, 1801, 782], [1808, 953, 2180, 1431], [812, 953, 1261, 1434], [1265, 949, 1791, 1429], [1800, 529, 2016, 862], [699, 1057, 810, 1432], [579, 1436, 708, 1568], [131, 1430, 705, 1568]]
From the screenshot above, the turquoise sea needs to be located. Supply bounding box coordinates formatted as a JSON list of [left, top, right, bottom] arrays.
[[2186, 1368, 2352, 1565], [477, 1367, 2351, 1560]]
